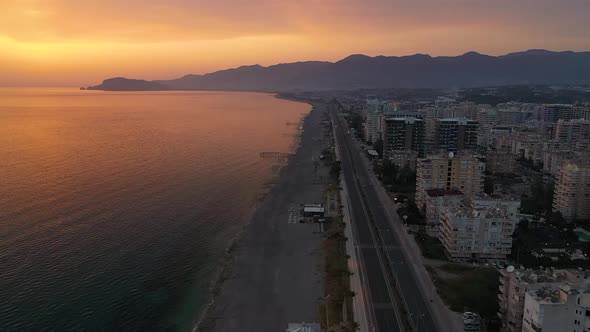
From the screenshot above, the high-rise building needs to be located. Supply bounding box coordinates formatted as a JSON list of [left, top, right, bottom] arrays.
[[364, 98, 393, 143], [382, 117, 425, 168], [364, 111, 383, 143], [415, 153, 485, 208], [438, 195, 520, 261], [476, 108, 498, 147], [543, 104, 584, 123], [553, 162, 590, 221], [555, 119, 590, 144], [434, 118, 479, 153]]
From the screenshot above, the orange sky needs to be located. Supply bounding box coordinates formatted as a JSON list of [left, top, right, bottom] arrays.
[[2, 0, 590, 86]]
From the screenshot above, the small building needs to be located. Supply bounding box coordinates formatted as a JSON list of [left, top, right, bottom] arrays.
[[302, 204, 325, 223]]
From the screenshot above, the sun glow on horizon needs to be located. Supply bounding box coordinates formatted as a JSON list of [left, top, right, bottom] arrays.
[[2, 0, 590, 86]]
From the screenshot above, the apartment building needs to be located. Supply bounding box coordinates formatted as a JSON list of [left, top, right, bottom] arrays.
[[553, 162, 590, 221], [423, 189, 465, 237], [364, 111, 383, 143], [382, 117, 425, 168], [555, 119, 590, 144], [363, 98, 392, 143], [543, 104, 585, 123], [498, 268, 588, 332], [415, 153, 485, 208], [522, 284, 590, 332], [438, 195, 519, 260], [434, 118, 479, 153]]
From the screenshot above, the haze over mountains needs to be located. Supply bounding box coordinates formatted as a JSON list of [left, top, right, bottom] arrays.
[[88, 50, 590, 91]]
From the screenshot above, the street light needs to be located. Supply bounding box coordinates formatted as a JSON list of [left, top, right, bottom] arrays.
[[324, 294, 331, 331], [410, 312, 426, 331]]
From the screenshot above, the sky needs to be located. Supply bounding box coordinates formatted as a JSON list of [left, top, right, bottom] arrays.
[[1, 0, 590, 86]]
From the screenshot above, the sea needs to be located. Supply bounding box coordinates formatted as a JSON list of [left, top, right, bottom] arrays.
[[0, 88, 310, 331]]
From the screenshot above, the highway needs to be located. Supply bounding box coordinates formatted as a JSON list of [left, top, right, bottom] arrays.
[[331, 108, 438, 332]]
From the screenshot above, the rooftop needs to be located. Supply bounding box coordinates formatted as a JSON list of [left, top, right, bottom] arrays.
[[528, 287, 561, 304], [426, 188, 464, 197], [501, 268, 588, 285]]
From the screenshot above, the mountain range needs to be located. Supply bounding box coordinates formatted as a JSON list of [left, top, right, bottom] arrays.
[[87, 50, 590, 91]]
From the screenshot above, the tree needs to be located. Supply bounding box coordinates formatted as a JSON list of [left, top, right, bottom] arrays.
[[484, 175, 494, 194], [373, 138, 384, 157], [520, 176, 554, 215], [330, 161, 342, 181]]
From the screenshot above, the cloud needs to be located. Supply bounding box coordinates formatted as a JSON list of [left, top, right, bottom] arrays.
[[3, 0, 588, 43], [1, 0, 590, 85]]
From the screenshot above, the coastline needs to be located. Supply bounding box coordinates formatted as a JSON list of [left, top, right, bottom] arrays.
[[190, 94, 314, 331]]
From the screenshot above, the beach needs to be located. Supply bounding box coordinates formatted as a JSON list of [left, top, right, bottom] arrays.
[[196, 102, 328, 331]]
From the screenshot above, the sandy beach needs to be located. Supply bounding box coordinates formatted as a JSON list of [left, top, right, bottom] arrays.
[[195, 101, 329, 331]]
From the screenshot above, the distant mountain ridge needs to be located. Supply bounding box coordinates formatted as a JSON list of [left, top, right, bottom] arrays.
[[87, 50, 590, 91]]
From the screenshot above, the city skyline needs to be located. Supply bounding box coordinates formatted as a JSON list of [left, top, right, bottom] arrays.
[[2, 0, 590, 86]]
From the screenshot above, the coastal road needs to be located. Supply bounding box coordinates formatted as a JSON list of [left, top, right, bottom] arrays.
[[331, 109, 438, 332], [330, 109, 403, 332]]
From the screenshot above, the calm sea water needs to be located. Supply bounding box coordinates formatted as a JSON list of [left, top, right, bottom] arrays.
[[0, 88, 309, 331]]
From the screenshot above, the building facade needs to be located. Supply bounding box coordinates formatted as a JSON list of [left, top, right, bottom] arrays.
[[522, 285, 590, 332], [438, 195, 519, 260], [415, 153, 485, 208], [364, 111, 383, 143], [555, 119, 590, 144], [498, 268, 588, 332], [383, 117, 425, 168], [543, 104, 585, 123], [434, 118, 479, 153], [553, 162, 590, 221], [423, 189, 465, 237]]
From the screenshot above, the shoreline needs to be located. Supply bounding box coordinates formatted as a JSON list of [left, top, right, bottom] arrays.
[[190, 95, 314, 332]]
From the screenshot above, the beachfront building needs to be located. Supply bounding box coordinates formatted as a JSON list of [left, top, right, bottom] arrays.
[[382, 117, 425, 169], [364, 98, 392, 143], [415, 153, 485, 208], [301, 204, 325, 223]]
